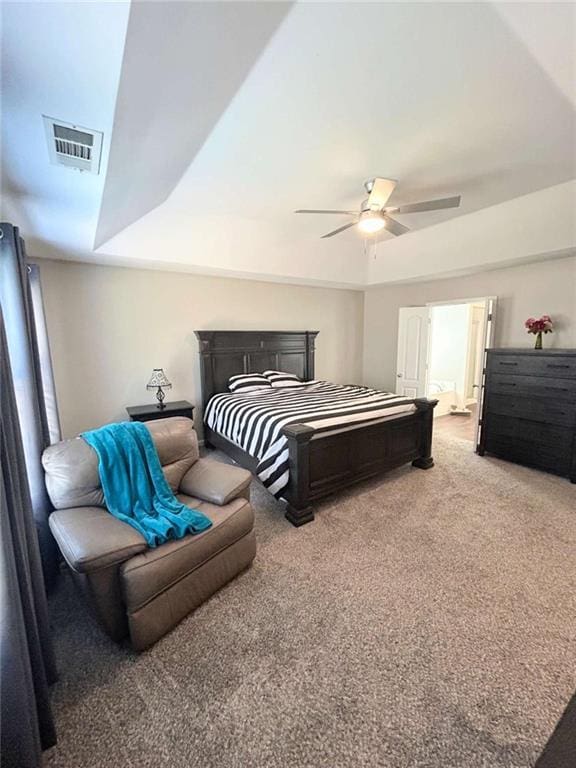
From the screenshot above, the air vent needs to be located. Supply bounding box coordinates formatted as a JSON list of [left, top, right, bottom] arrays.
[[43, 116, 103, 174]]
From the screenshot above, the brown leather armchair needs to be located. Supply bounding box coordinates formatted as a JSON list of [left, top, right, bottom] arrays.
[[42, 417, 256, 650]]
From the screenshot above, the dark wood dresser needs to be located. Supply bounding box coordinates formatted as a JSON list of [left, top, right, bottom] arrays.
[[478, 349, 576, 482]]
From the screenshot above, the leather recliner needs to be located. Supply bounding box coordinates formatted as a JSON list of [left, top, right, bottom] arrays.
[[42, 417, 256, 650]]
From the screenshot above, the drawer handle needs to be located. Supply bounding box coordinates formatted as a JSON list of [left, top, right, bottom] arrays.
[[500, 382, 516, 387], [499, 362, 518, 366], [547, 364, 570, 369]]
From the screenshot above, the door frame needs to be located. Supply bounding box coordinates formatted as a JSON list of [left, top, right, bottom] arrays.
[[464, 303, 486, 403], [423, 295, 497, 446]]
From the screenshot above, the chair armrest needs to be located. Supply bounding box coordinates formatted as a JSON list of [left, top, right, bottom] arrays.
[[49, 507, 147, 574], [179, 457, 251, 505]]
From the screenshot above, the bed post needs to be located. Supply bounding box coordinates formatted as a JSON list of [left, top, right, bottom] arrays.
[[282, 423, 315, 527], [412, 398, 438, 470], [304, 331, 318, 380]]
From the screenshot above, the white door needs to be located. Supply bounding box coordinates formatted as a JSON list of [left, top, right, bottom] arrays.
[[396, 306, 430, 397]]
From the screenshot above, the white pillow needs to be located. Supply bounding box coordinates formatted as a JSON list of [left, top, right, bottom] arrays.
[[263, 370, 306, 388], [228, 373, 272, 393]]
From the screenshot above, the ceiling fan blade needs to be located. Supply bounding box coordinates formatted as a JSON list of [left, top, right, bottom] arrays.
[[295, 209, 357, 215], [367, 178, 397, 209], [320, 221, 358, 239], [383, 215, 410, 236], [391, 195, 461, 214]]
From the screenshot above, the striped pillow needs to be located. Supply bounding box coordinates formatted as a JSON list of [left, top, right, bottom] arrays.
[[228, 373, 272, 394], [263, 370, 306, 388]]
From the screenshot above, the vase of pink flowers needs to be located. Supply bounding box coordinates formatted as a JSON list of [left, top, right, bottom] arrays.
[[525, 315, 553, 349]]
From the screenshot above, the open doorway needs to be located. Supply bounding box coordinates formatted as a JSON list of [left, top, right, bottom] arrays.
[[428, 302, 485, 416], [395, 297, 496, 448]]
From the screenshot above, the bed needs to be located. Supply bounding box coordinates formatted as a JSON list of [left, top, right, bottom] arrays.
[[195, 330, 438, 526]]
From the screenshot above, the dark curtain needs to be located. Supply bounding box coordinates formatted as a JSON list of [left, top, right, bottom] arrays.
[[0, 223, 59, 586], [1, 306, 58, 766]]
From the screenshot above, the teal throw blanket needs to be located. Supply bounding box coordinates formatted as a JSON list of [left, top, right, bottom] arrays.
[[83, 421, 211, 547]]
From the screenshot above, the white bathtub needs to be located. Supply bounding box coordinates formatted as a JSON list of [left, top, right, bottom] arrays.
[[428, 380, 457, 417]]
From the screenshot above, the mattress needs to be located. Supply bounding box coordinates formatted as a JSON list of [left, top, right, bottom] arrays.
[[204, 381, 416, 498]]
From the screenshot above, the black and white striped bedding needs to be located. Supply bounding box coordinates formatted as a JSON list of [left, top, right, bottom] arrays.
[[228, 373, 272, 393], [263, 370, 306, 388], [204, 381, 416, 498]]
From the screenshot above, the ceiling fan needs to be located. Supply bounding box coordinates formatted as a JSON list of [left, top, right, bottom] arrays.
[[295, 178, 461, 239]]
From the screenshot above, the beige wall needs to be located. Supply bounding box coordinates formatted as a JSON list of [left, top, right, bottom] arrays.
[[39, 260, 364, 437], [364, 255, 576, 391], [39, 254, 576, 438]]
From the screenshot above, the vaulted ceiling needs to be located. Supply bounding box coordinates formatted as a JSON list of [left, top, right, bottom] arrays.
[[1, 1, 575, 287]]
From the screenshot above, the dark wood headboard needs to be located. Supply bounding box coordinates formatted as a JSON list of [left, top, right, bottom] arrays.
[[195, 330, 319, 409]]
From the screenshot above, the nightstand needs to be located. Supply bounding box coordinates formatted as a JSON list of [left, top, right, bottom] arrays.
[[126, 400, 194, 423]]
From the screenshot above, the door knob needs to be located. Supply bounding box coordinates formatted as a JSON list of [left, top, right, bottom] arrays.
[[397, 373, 403, 378]]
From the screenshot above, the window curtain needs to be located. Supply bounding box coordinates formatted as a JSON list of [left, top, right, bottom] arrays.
[[0, 223, 60, 587], [1, 305, 58, 766], [29, 263, 61, 444]]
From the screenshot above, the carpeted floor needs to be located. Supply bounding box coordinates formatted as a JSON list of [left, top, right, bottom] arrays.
[[44, 434, 576, 768]]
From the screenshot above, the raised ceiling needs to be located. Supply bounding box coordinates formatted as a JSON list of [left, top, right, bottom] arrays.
[[1, 1, 575, 288]]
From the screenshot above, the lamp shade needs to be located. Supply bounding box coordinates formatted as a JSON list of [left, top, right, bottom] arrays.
[[146, 368, 172, 390]]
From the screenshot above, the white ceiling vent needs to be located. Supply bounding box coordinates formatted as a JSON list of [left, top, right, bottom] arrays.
[[43, 116, 103, 174]]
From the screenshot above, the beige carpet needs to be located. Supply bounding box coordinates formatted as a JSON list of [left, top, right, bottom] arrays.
[[44, 433, 576, 768]]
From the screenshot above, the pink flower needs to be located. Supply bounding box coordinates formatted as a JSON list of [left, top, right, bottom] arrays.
[[525, 315, 554, 334]]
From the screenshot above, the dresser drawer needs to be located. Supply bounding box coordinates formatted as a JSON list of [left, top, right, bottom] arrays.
[[486, 394, 576, 427], [489, 373, 576, 402], [488, 354, 576, 379], [483, 413, 573, 451], [484, 436, 571, 475]]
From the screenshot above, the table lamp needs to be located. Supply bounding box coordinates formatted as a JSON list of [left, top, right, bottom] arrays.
[[146, 368, 172, 410]]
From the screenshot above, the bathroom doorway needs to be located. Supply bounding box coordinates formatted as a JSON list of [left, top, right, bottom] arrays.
[[396, 297, 496, 448]]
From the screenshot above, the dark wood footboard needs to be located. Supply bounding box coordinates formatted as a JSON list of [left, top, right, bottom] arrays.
[[282, 398, 438, 526], [196, 330, 438, 527]]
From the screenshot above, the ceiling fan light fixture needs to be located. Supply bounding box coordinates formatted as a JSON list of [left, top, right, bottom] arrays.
[[358, 211, 385, 234], [295, 178, 460, 239]]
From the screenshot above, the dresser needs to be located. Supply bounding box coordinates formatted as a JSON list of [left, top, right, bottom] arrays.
[[478, 349, 576, 482]]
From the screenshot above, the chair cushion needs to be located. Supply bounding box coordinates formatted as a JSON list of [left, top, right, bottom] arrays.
[[49, 506, 147, 573], [179, 457, 251, 505], [42, 416, 199, 509], [120, 495, 254, 612], [146, 418, 199, 490], [43, 436, 104, 509]]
